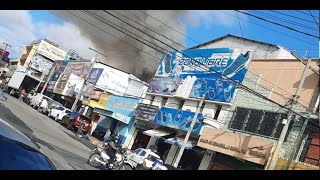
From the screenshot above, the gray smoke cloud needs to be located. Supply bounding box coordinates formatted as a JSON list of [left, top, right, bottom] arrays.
[[53, 10, 189, 82]]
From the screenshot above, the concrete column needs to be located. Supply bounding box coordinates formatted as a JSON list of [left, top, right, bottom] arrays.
[[165, 145, 179, 165], [198, 150, 214, 170], [127, 128, 138, 150], [146, 136, 157, 149]]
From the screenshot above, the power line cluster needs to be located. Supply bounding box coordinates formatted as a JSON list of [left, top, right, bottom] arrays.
[[51, 10, 318, 121]]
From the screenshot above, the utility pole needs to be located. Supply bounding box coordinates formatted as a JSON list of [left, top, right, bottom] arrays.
[[268, 58, 312, 170], [70, 48, 100, 111], [1, 42, 12, 60], [172, 94, 206, 168]]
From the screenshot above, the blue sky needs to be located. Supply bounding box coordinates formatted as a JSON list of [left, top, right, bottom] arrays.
[[0, 10, 319, 59], [184, 10, 319, 58]]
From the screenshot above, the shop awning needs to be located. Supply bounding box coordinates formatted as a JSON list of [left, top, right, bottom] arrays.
[[164, 137, 197, 150], [107, 112, 131, 124], [143, 129, 171, 138]]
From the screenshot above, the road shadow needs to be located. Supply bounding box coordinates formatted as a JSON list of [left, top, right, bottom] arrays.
[[0, 103, 54, 150]]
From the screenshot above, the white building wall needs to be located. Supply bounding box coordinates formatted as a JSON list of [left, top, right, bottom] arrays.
[[181, 100, 197, 112], [166, 97, 180, 109], [197, 36, 295, 60]]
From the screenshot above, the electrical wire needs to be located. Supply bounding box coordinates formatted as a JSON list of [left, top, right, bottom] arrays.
[[250, 10, 319, 32], [82, 10, 316, 120], [110, 10, 315, 112], [308, 10, 320, 28], [218, 10, 318, 47], [269, 10, 319, 25], [236, 10, 319, 39], [296, 10, 319, 19]]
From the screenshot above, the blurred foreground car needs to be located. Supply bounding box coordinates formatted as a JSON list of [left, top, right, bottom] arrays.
[[0, 118, 56, 170]]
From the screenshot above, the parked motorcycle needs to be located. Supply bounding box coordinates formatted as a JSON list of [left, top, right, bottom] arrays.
[[88, 144, 134, 170]]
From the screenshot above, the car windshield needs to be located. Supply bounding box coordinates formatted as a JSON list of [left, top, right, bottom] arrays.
[[0, 135, 55, 170], [147, 155, 160, 162], [69, 112, 80, 119]]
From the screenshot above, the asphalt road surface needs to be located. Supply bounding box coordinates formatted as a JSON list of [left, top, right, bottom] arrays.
[[0, 93, 98, 170]]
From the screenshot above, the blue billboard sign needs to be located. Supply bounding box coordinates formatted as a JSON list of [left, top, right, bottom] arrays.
[[88, 68, 103, 85], [153, 48, 251, 102], [153, 107, 204, 135]]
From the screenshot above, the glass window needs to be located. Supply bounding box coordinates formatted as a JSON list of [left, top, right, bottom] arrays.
[[56, 107, 64, 111], [147, 155, 159, 162], [66, 110, 72, 114], [132, 148, 141, 155], [139, 150, 146, 157]]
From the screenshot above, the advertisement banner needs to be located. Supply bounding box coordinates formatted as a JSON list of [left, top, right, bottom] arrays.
[[0, 49, 10, 62], [106, 95, 140, 123], [125, 79, 147, 98], [29, 53, 54, 75], [47, 61, 68, 92], [95, 65, 129, 95], [88, 68, 103, 85], [153, 48, 252, 102], [153, 107, 204, 135], [133, 103, 159, 122], [37, 40, 67, 60], [147, 76, 181, 96], [197, 127, 274, 165], [62, 73, 85, 97], [54, 61, 91, 94], [189, 77, 236, 103], [90, 90, 102, 101]]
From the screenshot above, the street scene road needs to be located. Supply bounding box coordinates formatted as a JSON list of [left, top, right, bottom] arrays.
[[0, 10, 319, 170], [0, 94, 97, 170]]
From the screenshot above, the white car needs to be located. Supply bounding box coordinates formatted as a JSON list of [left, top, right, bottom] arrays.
[[49, 106, 71, 122], [126, 148, 164, 170]]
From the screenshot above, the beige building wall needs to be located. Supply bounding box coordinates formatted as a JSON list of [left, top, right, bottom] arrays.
[[248, 59, 319, 108]]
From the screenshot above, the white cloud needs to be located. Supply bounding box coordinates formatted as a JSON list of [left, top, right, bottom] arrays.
[[0, 10, 96, 59]]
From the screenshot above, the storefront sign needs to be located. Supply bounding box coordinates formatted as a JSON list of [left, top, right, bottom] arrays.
[[147, 76, 181, 96], [83, 93, 110, 109], [153, 48, 252, 102], [153, 107, 204, 135], [133, 103, 159, 122], [197, 127, 274, 165], [106, 95, 140, 124], [37, 40, 67, 60]]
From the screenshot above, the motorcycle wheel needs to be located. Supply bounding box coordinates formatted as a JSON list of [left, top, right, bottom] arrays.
[[122, 164, 133, 170], [88, 153, 102, 168]]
